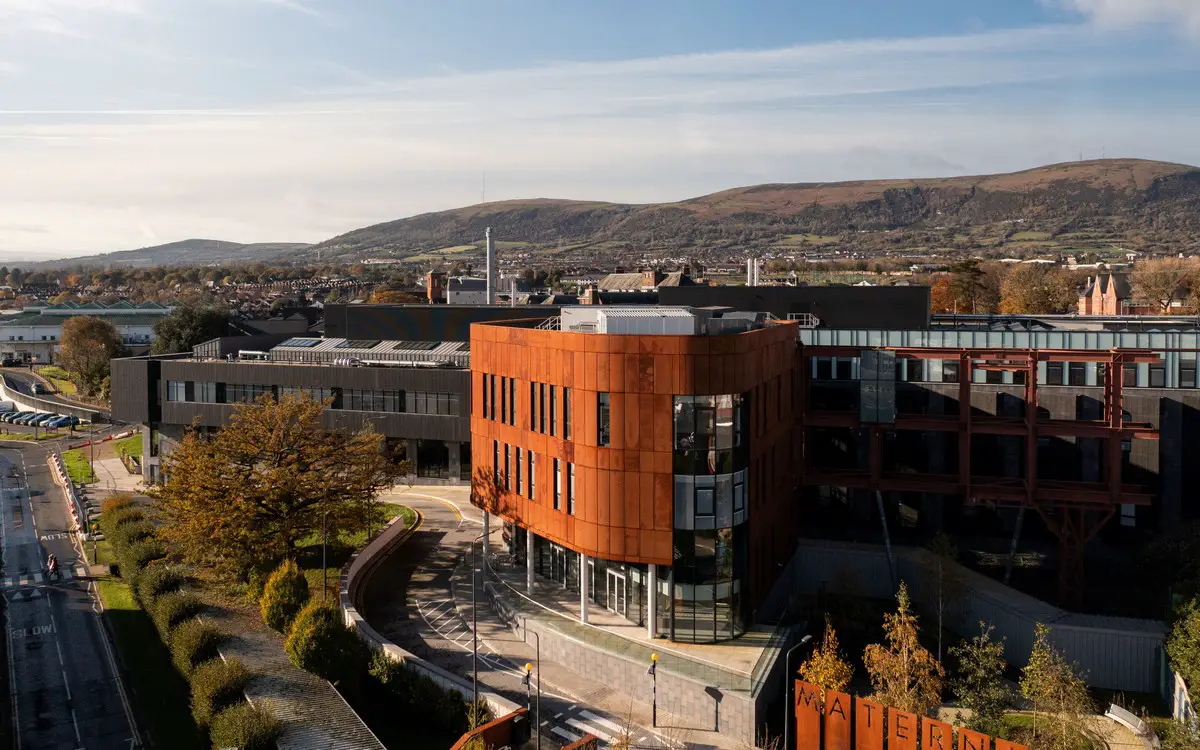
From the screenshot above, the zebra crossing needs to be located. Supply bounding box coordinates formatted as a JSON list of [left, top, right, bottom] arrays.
[[1, 564, 86, 589], [545, 704, 663, 748]]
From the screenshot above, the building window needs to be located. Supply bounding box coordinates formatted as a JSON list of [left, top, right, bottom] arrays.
[[539, 383, 546, 434], [550, 386, 558, 437], [500, 377, 507, 424], [1046, 362, 1064, 385], [563, 387, 572, 439], [1123, 363, 1138, 387], [567, 462, 575, 515], [515, 447, 523, 495], [490, 375, 497, 420], [941, 361, 960, 383], [167, 380, 187, 402], [815, 358, 833, 380], [529, 382, 537, 430], [1182, 362, 1197, 389], [1150, 364, 1166, 388], [528, 451, 535, 499], [493, 440, 500, 486], [195, 381, 218, 403], [553, 458, 561, 510], [482, 373, 489, 418], [225, 383, 271, 403], [504, 444, 511, 491], [1068, 363, 1086, 386], [984, 369, 1003, 385], [509, 377, 516, 426], [598, 392, 611, 446]]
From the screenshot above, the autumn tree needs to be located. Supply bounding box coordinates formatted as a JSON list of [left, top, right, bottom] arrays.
[[925, 533, 960, 662], [999, 264, 1077, 314], [862, 582, 945, 716], [367, 289, 422, 304], [949, 622, 1012, 738], [59, 315, 123, 396], [1131, 258, 1195, 314], [151, 305, 232, 355], [798, 616, 853, 699], [1019, 623, 1101, 750], [948, 260, 1000, 314], [1166, 598, 1200, 705], [929, 278, 956, 314], [152, 393, 402, 580]]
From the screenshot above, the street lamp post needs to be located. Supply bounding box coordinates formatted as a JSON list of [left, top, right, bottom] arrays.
[[321, 487, 328, 601], [648, 653, 659, 727], [783, 634, 814, 750], [529, 629, 541, 750], [469, 531, 486, 710]]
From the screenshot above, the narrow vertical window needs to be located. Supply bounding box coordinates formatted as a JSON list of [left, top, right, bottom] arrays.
[[567, 463, 575, 515], [481, 373, 489, 418], [528, 451, 535, 499], [500, 377, 507, 423], [529, 382, 537, 430], [553, 458, 561, 510], [598, 392, 611, 446], [493, 440, 499, 485], [504, 444, 511, 491], [516, 447, 523, 495], [550, 385, 558, 437], [539, 383, 546, 433], [509, 377, 517, 425], [564, 387, 572, 439]]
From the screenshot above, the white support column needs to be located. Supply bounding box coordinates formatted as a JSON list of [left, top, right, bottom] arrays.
[[580, 553, 589, 624], [646, 564, 657, 640], [482, 512, 490, 563], [526, 528, 535, 592]]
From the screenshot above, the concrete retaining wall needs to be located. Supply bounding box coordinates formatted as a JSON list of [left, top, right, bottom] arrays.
[[0, 375, 104, 421], [338, 512, 521, 719]]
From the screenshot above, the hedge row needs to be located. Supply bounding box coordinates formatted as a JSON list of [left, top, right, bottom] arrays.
[[98, 503, 281, 748]]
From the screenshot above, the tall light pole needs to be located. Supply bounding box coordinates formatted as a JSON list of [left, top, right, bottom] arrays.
[[321, 487, 328, 601], [783, 634, 813, 750], [469, 531, 486, 711], [529, 629, 541, 750], [648, 653, 659, 727]]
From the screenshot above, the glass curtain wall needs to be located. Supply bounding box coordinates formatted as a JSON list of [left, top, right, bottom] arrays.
[[665, 394, 750, 642]]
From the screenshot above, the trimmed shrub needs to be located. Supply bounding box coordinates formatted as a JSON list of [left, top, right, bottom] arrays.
[[100, 493, 135, 514], [209, 702, 281, 750], [259, 560, 310, 633], [123, 538, 167, 571], [108, 520, 154, 550], [284, 600, 368, 684], [169, 619, 222, 675], [136, 565, 182, 607], [190, 657, 249, 727], [151, 591, 201, 637], [99, 507, 144, 537]]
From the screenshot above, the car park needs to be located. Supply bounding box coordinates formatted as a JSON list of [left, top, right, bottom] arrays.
[[46, 416, 72, 428], [0, 411, 22, 423], [31, 414, 57, 426], [16, 413, 41, 425]]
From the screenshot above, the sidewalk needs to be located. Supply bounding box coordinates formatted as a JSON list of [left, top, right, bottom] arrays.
[[90, 456, 144, 493], [450, 524, 743, 749]]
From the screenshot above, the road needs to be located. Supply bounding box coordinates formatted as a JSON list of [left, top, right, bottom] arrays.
[[360, 494, 667, 748], [0, 444, 138, 749]]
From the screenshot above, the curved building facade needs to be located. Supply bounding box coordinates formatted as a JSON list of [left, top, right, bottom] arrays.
[[470, 307, 798, 643]]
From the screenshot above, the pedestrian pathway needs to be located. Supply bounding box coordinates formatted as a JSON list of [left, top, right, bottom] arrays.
[[90, 456, 143, 493]]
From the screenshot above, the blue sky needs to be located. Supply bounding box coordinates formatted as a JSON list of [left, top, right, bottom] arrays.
[[1, 0, 1198, 258]]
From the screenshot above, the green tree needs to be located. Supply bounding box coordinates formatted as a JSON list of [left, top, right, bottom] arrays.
[[948, 260, 999, 314], [58, 315, 123, 396], [1019, 623, 1102, 750], [798, 616, 853, 699], [949, 622, 1012, 738], [862, 582, 945, 716], [260, 560, 311, 633], [150, 305, 231, 355], [1166, 598, 1200, 705], [285, 600, 368, 685], [926, 533, 960, 663], [152, 393, 401, 579]]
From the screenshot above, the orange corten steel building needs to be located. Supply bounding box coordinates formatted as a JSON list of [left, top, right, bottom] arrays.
[[470, 309, 799, 643]]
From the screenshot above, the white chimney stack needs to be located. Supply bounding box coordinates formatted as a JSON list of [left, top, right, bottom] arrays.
[[747, 257, 759, 287], [485, 227, 496, 305]]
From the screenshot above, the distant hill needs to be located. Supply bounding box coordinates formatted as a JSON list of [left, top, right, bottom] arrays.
[[31, 239, 311, 269], [301, 158, 1200, 263]]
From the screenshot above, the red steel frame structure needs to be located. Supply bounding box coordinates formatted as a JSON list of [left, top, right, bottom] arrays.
[[798, 346, 1162, 605]]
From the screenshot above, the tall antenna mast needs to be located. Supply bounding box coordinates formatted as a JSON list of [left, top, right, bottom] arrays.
[[481, 172, 486, 205]]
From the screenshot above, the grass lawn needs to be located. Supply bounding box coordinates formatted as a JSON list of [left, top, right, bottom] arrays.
[[0, 430, 60, 442], [95, 574, 207, 750], [35, 366, 77, 396], [115, 435, 143, 460], [296, 504, 412, 601], [62, 448, 97, 484]]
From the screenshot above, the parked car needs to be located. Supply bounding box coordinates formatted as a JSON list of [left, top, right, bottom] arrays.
[[1, 358, 21, 368], [30, 383, 45, 396], [0, 411, 23, 423], [16, 413, 41, 425], [30, 414, 57, 427], [46, 416, 72, 428]]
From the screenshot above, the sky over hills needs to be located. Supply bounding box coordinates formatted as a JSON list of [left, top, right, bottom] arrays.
[[1, 0, 1199, 258]]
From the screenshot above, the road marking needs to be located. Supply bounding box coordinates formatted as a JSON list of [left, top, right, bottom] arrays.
[[580, 710, 623, 734], [8, 623, 55, 638], [551, 726, 581, 743], [40, 532, 69, 542], [566, 717, 614, 743]]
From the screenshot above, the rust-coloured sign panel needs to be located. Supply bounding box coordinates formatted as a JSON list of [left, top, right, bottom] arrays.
[[887, 709, 918, 750], [922, 717, 954, 750], [957, 728, 991, 750], [824, 690, 852, 750], [854, 697, 884, 750], [995, 740, 1030, 750], [794, 681, 822, 750]]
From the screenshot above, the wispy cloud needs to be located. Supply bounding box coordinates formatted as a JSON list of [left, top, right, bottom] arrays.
[[1056, 0, 1200, 34], [0, 22, 1196, 257], [254, 0, 323, 19], [0, 0, 142, 36]]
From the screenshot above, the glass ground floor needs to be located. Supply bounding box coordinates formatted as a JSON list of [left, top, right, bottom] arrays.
[[506, 526, 747, 643]]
